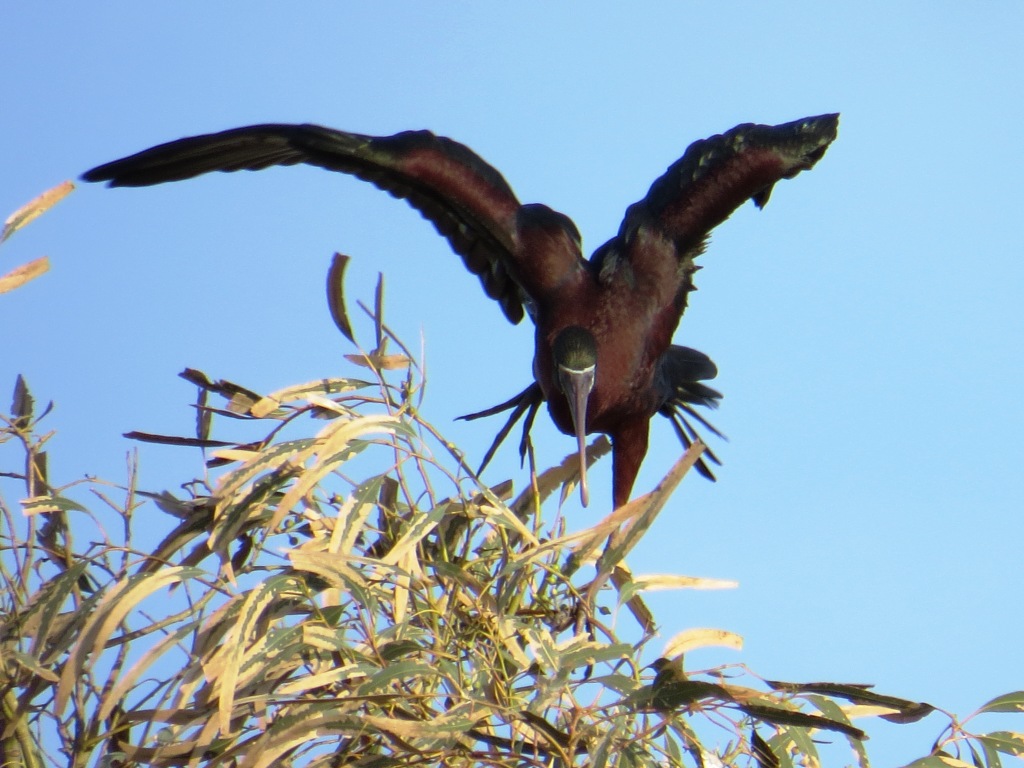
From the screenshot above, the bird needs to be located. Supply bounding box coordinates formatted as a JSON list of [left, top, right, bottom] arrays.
[[82, 114, 839, 509]]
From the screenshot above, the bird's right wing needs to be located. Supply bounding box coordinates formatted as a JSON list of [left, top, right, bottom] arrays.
[[595, 114, 839, 321], [83, 124, 532, 323]]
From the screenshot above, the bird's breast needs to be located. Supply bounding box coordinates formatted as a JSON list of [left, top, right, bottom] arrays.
[[535, 287, 669, 439]]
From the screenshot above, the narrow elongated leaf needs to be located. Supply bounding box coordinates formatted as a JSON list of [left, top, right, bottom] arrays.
[[217, 573, 305, 733], [288, 551, 368, 592], [663, 628, 743, 657], [752, 728, 780, 768], [55, 566, 202, 715], [739, 703, 867, 740], [978, 732, 1024, 758], [805, 694, 871, 766], [11, 375, 33, 428], [267, 413, 402, 531], [597, 440, 706, 574], [0, 256, 50, 293], [899, 756, 977, 768], [326, 251, 356, 343], [8, 649, 59, 682], [21, 494, 88, 515], [1, 181, 73, 244], [766, 679, 934, 724], [21, 561, 97, 659], [343, 351, 412, 370], [978, 692, 1024, 715], [978, 735, 1006, 768], [97, 622, 197, 722], [123, 430, 234, 448], [521, 435, 610, 513], [250, 376, 371, 418], [773, 724, 821, 768], [626, 573, 738, 593]]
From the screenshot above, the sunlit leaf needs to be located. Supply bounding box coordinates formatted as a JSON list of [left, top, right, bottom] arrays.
[[978, 734, 1006, 768], [978, 732, 1024, 759], [772, 724, 821, 768], [343, 351, 412, 370], [55, 566, 203, 715], [627, 573, 738, 593], [13, 563, 100, 665], [978, 692, 1024, 715], [288, 550, 369, 594], [267, 413, 402, 531], [21, 494, 88, 515], [663, 628, 743, 657], [7, 649, 59, 682], [806, 694, 871, 766], [97, 622, 197, 722], [0, 256, 50, 293], [1, 180, 73, 244], [597, 440, 706, 574], [249, 376, 372, 418], [524, 435, 611, 512], [900, 755, 977, 768]]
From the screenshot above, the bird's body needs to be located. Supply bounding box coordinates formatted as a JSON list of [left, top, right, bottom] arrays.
[[83, 114, 838, 508]]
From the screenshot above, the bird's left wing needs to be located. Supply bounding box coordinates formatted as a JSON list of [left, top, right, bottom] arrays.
[[82, 124, 532, 322], [595, 113, 839, 315]]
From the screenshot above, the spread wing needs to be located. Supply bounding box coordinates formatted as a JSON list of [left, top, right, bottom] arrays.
[[593, 113, 840, 318], [82, 124, 533, 322]]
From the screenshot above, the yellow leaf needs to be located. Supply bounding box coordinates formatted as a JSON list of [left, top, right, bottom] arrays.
[[0, 256, 49, 294], [1, 181, 73, 244], [209, 448, 261, 462], [629, 573, 738, 592], [663, 627, 743, 658]]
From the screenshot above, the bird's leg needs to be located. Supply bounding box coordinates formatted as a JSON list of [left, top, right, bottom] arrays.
[[611, 421, 650, 510], [459, 383, 538, 421], [457, 383, 543, 475], [664, 405, 722, 481], [582, 423, 649, 600], [517, 398, 541, 465]]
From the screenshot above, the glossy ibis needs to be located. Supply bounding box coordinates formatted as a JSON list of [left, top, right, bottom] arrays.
[[83, 114, 839, 508]]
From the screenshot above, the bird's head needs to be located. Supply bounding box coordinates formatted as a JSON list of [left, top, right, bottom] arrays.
[[552, 326, 597, 506]]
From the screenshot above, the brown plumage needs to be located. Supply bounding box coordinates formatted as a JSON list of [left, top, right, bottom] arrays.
[[83, 114, 839, 508]]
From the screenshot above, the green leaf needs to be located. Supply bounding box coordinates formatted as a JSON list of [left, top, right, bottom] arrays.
[[773, 724, 821, 768], [899, 758, 961, 768], [977, 734, 1005, 768], [978, 692, 1024, 715], [22, 494, 89, 515], [752, 727, 781, 768], [740, 702, 866, 741], [326, 251, 356, 343], [805, 694, 871, 767], [767, 678, 934, 724], [978, 732, 1024, 759], [250, 375, 373, 418], [11, 374, 33, 429]]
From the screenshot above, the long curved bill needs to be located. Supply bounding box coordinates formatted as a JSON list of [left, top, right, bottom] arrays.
[[562, 365, 596, 507]]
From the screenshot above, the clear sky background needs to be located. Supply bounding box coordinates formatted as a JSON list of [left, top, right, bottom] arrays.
[[3, 4, 1022, 764]]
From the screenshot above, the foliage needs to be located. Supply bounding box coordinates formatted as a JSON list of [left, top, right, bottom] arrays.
[[0, 182, 72, 294], [2, 294, 1023, 767]]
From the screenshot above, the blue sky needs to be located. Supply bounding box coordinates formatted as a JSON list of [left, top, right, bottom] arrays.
[[3, 4, 1023, 764]]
